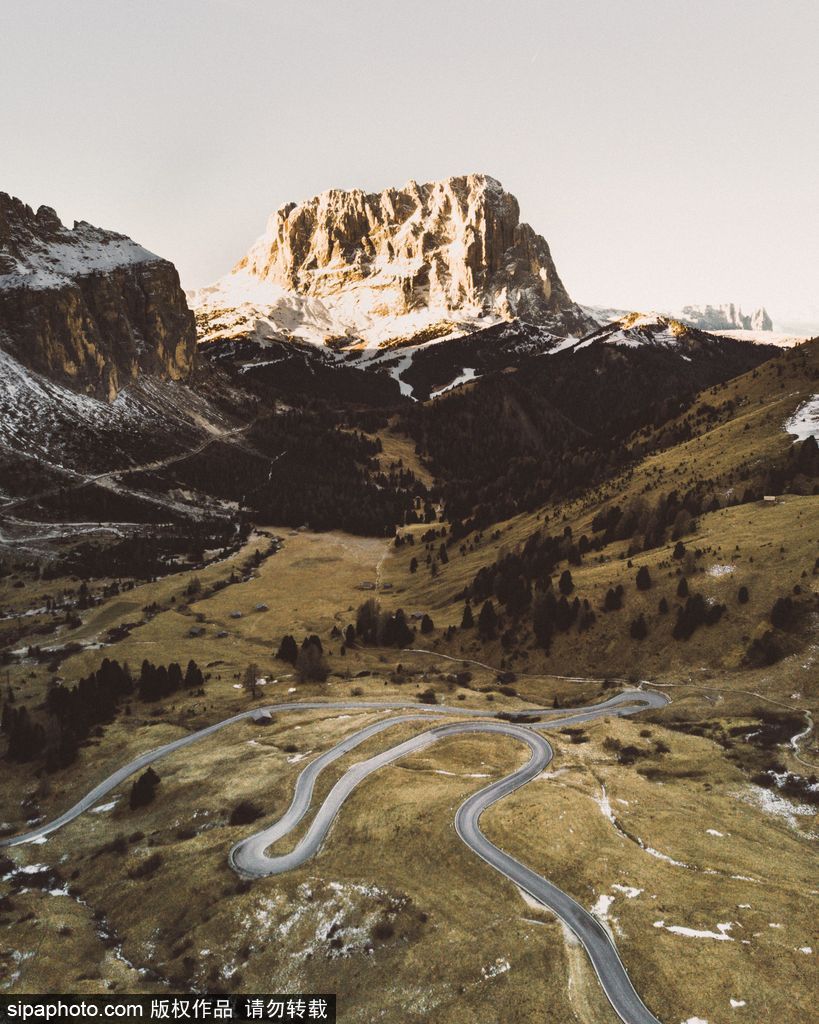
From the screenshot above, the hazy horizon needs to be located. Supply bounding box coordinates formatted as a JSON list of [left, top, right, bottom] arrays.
[[2, 0, 817, 328]]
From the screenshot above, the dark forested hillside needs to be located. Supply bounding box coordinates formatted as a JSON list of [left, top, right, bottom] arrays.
[[400, 336, 777, 528]]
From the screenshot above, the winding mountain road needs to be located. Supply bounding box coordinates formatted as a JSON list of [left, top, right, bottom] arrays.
[[1, 689, 667, 1024]]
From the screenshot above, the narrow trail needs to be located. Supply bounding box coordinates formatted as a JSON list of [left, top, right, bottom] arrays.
[[0, 420, 254, 516]]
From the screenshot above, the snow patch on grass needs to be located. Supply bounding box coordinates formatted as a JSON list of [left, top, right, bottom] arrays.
[[654, 920, 734, 941], [784, 394, 819, 442], [612, 884, 642, 898], [90, 800, 118, 814], [480, 957, 511, 979], [737, 785, 817, 831]]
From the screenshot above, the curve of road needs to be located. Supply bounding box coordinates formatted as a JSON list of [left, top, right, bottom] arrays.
[[1, 690, 668, 1024]]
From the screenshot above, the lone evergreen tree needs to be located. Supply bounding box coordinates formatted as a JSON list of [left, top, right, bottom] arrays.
[[276, 635, 298, 664], [243, 662, 260, 699], [130, 767, 160, 809], [478, 600, 498, 640], [629, 614, 648, 640]]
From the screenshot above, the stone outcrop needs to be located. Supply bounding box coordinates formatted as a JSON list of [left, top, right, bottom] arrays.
[[193, 174, 588, 349], [236, 174, 572, 321], [678, 302, 772, 332], [0, 193, 196, 399]]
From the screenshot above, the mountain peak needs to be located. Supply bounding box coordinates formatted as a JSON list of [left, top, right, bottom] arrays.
[[194, 174, 586, 352], [679, 302, 772, 332], [0, 191, 196, 398]]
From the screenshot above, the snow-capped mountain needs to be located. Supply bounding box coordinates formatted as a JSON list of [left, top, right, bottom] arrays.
[[678, 303, 772, 332], [566, 312, 785, 360], [583, 302, 774, 333], [0, 193, 196, 399], [571, 312, 692, 351], [191, 174, 593, 354]]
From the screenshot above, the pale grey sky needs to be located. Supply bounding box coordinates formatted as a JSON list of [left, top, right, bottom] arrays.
[[2, 0, 817, 327]]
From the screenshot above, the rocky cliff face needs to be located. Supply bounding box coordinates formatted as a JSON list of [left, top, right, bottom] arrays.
[[678, 303, 772, 332], [0, 193, 196, 399], [193, 174, 589, 350]]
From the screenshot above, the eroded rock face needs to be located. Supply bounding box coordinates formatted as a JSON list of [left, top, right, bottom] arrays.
[[235, 173, 569, 319], [0, 193, 196, 399], [237, 174, 572, 321], [678, 302, 772, 332], [193, 174, 587, 350]]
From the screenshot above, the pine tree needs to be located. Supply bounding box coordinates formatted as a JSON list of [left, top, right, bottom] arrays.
[[243, 662, 260, 699], [558, 570, 574, 595], [130, 768, 160, 809], [629, 614, 648, 640], [478, 600, 498, 640], [296, 639, 329, 682], [276, 635, 298, 664]]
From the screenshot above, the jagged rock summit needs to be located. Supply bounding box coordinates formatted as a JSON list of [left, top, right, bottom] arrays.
[[192, 174, 590, 351], [678, 302, 772, 332], [0, 193, 196, 399]]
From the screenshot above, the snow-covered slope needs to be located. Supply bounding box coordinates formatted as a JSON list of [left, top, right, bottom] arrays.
[[0, 346, 230, 476], [581, 304, 789, 342], [785, 394, 819, 442], [0, 192, 196, 399], [190, 174, 592, 354], [571, 313, 694, 352], [0, 206, 155, 291]]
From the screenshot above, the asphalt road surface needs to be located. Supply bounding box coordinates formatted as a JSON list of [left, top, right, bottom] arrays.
[[1, 689, 667, 1024]]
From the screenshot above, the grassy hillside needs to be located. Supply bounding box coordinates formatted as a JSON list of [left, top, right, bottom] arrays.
[[378, 340, 819, 686], [1, 342, 816, 1018]]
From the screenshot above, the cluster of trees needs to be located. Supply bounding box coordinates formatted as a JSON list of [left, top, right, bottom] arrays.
[[400, 335, 772, 529], [276, 602, 431, 664], [2, 657, 206, 769], [276, 634, 329, 682], [355, 599, 414, 647], [469, 527, 584, 609], [746, 590, 812, 666], [461, 513, 754, 650], [3, 658, 132, 767], [756, 433, 819, 497], [671, 593, 726, 640], [2, 705, 46, 764], [137, 659, 204, 702], [532, 592, 596, 650], [170, 405, 429, 537], [48, 522, 244, 581], [589, 489, 701, 557]]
